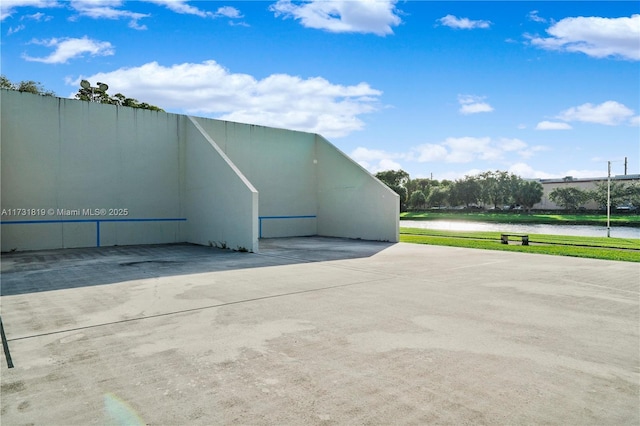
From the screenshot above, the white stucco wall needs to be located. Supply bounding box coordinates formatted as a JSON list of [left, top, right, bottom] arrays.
[[1, 90, 399, 251], [316, 136, 399, 242], [184, 117, 259, 252], [191, 118, 318, 238], [1, 90, 185, 251]]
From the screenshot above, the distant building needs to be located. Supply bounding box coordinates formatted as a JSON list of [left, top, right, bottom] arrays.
[[535, 174, 640, 210]]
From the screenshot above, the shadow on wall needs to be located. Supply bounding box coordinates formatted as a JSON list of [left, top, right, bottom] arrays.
[[0, 238, 395, 296]]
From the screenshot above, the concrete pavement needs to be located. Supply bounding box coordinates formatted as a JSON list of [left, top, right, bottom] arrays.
[[1, 238, 638, 425]]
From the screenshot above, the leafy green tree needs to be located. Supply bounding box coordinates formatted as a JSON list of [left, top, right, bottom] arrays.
[[513, 180, 543, 212], [375, 170, 409, 187], [624, 181, 640, 206], [426, 186, 448, 208], [76, 81, 111, 103], [405, 177, 434, 201], [1, 74, 55, 96], [75, 80, 164, 111], [477, 170, 514, 209], [590, 181, 630, 209], [549, 187, 591, 210], [0, 75, 11, 90], [409, 190, 427, 210], [375, 169, 410, 211], [413, 178, 435, 193], [451, 176, 481, 207]]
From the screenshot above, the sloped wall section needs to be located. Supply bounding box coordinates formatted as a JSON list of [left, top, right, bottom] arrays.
[[184, 117, 258, 252], [190, 117, 318, 238], [189, 117, 399, 242], [315, 135, 399, 242]]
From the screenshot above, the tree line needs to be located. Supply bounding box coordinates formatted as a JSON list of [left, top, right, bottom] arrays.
[[1, 75, 162, 111], [550, 180, 639, 211], [375, 169, 640, 212]]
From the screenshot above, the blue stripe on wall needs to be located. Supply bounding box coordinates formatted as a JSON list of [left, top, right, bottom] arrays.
[[1, 218, 187, 247]]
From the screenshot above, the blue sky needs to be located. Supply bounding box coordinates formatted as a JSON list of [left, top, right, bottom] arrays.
[[2, 1, 639, 180]]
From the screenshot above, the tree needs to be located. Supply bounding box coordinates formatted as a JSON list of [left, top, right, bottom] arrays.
[[426, 186, 448, 208], [590, 181, 630, 209], [409, 190, 427, 210], [413, 178, 435, 194], [76, 80, 111, 103], [549, 187, 591, 210], [451, 176, 481, 207], [624, 181, 640, 206], [375, 169, 410, 211], [1, 74, 55, 96], [75, 80, 164, 111], [513, 180, 543, 212], [477, 170, 514, 209], [375, 170, 409, 187]]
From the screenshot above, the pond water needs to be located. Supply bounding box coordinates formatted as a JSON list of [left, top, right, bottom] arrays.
[[401, 220, 640, 239]]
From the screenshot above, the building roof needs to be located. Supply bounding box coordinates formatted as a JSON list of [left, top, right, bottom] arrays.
[[538, 174, 640, 184]]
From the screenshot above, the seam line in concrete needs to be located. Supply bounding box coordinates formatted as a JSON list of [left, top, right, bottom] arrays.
[[6, 276, 390, 343], [559, 278, 640, 295]]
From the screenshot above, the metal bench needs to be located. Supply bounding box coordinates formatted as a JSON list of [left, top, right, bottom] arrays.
[[501, 234, 529, 246]]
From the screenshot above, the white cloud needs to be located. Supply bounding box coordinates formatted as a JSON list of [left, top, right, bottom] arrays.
[[527, 10, 546, 23], [498, 138, 528, 152], [563, 169, 609, 179], [444, 136, 498, 162], [23, 36, 114, 63], [2, 0, 240, 27], [352, 138, 548, 176], [7, 24, 25, 34], [143, 0, 213, 17], [1, 0, 58, 21], [71, 60, 382, 138], [351, 147, 404, 173], [629, 116, 640, 127], [144, 1, 245, 21], [438, 14, 491, 30], [556, 101, 635, 126], [507, 163, 603, 180], [214, 6, 242, 19], [518, 145, 550, 160], [414, 143, 448, 163], [69, 0, 149, 29], [351, 147, 396, 162], [270, 0, 402, 36], [413, 137, 532, 164], [528, 14, 640, 61], [458, 95, 494, 115], [535, 121, 572, 130], [22, 11, 51, 21], [508, 163, 555, 179]]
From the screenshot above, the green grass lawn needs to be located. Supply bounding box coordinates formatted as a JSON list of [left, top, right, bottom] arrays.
[[400, 227, 640, 263], [401, 211, 640, 227]]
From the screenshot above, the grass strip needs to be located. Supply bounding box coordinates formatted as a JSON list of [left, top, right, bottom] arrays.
[[400, 211, 640, 227], [401, 228, 640, 249], [400, 227, 640, 263]]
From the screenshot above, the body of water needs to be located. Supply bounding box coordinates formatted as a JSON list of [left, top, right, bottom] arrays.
[[401, 220, 640, 239]]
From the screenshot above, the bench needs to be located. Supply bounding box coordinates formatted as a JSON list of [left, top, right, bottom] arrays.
[[501, 234, 529, 246]]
